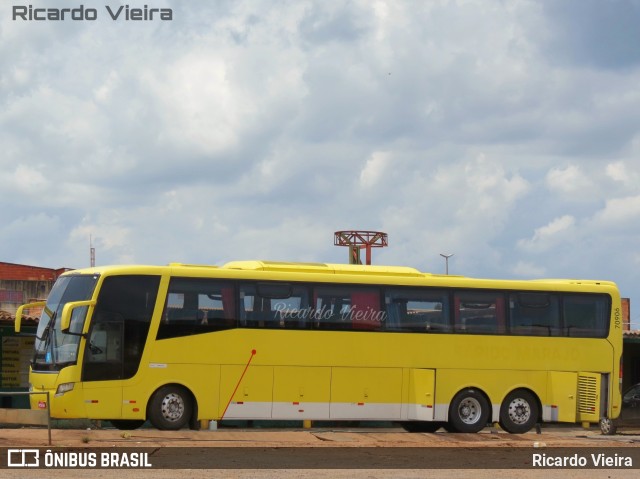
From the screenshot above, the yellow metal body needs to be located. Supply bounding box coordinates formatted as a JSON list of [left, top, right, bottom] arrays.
[[26, 261, 623, 427]]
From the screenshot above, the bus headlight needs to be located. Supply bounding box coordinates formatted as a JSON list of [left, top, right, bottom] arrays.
[[55, 382, 75, 397]]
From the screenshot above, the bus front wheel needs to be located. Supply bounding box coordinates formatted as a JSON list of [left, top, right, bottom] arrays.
[[499, 389, 539, 434], [148, 385, 193, 430], [448, 389, 490, 433]]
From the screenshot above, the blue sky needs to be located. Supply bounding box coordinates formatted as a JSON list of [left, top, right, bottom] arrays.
[[2, 0, 640, 328]]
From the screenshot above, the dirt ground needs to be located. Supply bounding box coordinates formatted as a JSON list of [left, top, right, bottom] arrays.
[[1, 425, 639, 479], [0, 423, 637, 448]]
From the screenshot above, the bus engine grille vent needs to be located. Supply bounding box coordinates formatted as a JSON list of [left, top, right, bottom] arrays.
[[577, 375, 598, 414]]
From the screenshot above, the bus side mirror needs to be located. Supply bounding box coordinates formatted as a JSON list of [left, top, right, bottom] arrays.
[[60, 300, 96, 333], [14, 301, 46, 333]]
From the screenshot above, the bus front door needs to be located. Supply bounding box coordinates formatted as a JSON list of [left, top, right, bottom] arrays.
[[81, 320, 124, 419]]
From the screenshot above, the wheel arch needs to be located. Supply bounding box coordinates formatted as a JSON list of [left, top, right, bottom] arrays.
[[500, 387, 542, 423], [438, 384, 493, 422], [447, 386, 493, 432], [146, 382, 198, 427], [446, 385, 492, 421]]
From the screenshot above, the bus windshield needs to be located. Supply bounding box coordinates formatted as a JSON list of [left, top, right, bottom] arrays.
[[33, 274, 98, 371]]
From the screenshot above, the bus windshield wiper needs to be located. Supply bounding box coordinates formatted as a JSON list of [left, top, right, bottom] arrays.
[[36, 310, 56, 341]]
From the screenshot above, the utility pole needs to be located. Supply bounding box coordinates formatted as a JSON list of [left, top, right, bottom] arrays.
[[440, 253, 454, 275]]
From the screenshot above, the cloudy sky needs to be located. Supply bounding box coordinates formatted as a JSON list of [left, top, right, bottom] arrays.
[[2, 0, 640, 328]]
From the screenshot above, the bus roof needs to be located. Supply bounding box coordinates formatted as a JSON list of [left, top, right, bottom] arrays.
[[220, 260, 426, 277], [63, 261, 618, 293]]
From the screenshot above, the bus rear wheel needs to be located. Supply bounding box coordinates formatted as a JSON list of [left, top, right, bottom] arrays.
[[499, 389, 539, 434], [148, 385, 193, 430], [448, 388, 490, 433]]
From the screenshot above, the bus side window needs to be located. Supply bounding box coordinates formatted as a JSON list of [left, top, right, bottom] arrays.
[[454, 292, 506, 334], [313, 293, 349, 329], [563, 295, 609, 338], [273, 288, 310, 329], [158, 278, 236, 339], [351, 291, 383, 330], [312, 286, 383, 331], [239, 283, 309, 329], [384, 289, 449, 332], [509, 293, 560, 336]]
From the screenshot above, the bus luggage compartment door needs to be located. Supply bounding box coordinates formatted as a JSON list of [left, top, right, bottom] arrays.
[[272, 366, 331, 419], [219, 365, 273, 419], [547, 371, 577, 423], [329, 367, 402, 420], [407, 369, 435, 421]]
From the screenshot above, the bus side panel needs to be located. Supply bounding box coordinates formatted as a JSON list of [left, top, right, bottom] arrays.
[[407, 369, 435, 421], [329, 367, 402, 420], [218, 365, 273, 419], [82, 380, 122, 419], [545, 371, 577, 423], [272, 366, 331, 420]]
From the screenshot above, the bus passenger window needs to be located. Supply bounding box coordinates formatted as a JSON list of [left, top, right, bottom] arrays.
[[563, 295, 609, 338], [509, 293, 560, 336], [158, 278, 236, 339], [384, 289, 450, 332], [454, 292, 505, 334], [239, 283, 309, 329], [312, 286, 383, 331]]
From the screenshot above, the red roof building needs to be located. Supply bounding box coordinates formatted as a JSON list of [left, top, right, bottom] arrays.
[[0, 261, 71, 319]]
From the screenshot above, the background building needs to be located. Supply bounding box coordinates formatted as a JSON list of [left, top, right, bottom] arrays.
[[0, 262, 69, 407]]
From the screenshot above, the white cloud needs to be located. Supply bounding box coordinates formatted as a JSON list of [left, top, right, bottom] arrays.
[[359, 151, 389, 189], [517, 215, 576, 252], [9, 164, 48, 192], [592, 195, 640, 225], [546, 164, 593, 195], [606, 160, 639, 186]]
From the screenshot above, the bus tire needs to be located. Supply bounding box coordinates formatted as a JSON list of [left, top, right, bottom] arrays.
[[401, 421, 443, 433], [499, 389, 539, 434], [110, 420, 145, 430], [148, 385, 193, 430], [442, 422, 457, 432], [448, 388, 490, 433], [599, 417, 617, 435]]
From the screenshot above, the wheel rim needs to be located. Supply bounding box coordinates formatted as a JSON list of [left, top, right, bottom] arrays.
[[160, 393, 185, 422], [507, 397, 531, 425], [458, 397, 482, 425], [600, 418, 612, 434]]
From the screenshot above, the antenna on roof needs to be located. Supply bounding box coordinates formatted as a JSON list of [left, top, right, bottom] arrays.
[[90, 235, 96, 267]]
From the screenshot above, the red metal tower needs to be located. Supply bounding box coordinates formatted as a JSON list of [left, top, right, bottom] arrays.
[[334, 230, 388, 265]]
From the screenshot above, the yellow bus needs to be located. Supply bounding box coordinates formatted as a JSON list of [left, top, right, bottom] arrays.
[[15, 260, 623, 433]]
